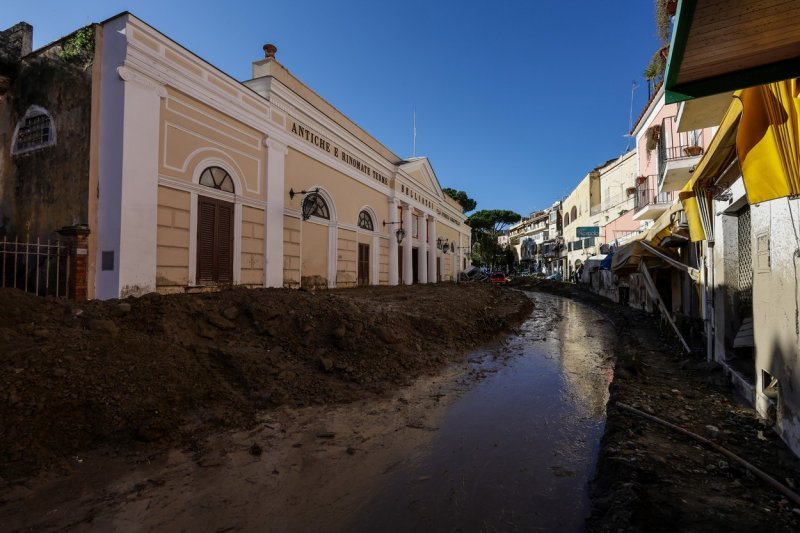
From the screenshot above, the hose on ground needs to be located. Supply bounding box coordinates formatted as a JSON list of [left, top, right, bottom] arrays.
[[616, 401, 800, 507]]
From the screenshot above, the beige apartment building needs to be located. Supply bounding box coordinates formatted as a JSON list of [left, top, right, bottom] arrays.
[[561, 150, 638, 277], [0, 14, 470, 299]]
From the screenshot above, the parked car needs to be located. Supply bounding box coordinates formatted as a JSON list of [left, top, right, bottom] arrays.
[[489, 272, 509, 284], [545, 272, 562, 281]]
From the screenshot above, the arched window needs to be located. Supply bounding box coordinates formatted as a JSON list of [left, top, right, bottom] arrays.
[[563, 213, 570, 226], [358, 210, 374, 230], [570, 206, 577, 221], [199, 166, 235, 193], [306, 193, 330, 220], [12, 106, 56, 155]]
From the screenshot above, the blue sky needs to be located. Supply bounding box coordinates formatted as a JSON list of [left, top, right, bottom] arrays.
[[3, 1, 661, 217]]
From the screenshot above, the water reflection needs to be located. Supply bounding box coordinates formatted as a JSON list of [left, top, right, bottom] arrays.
[[348, 293, 615, 532], [556, 298, 616, 420]]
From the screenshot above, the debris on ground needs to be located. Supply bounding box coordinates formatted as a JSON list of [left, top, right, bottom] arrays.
[[513, 277, 800, 532]]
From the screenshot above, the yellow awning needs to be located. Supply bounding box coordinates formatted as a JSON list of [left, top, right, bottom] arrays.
[[679, 193, 706, 242], [686, 100, 742, 191], [645, 203, 682, 246], [736, 78, 800, 204]]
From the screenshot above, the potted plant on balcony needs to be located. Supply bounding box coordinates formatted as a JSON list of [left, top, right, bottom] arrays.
[[645, 125, 661, 152], [656, 0, 677, 42], [684, 130, 703, 157]]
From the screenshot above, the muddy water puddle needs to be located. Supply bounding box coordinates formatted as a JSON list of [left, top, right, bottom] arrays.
[[347, 293, 616, 532]]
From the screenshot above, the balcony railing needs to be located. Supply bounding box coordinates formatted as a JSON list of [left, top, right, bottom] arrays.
[[658, 116, 704, 181], [634, 187, 674, 212]]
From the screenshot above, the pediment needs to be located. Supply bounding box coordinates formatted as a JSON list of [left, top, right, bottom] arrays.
[[398, 157, 443, 199]]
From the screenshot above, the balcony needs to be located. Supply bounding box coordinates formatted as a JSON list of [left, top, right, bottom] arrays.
[[658, 116, 704, 192], [633, 175, 674, 221]]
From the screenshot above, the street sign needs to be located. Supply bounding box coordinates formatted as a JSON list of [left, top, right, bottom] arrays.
[[576, 226, 600, 238]]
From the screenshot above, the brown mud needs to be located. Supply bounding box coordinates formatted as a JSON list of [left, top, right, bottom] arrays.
[[0, 283, 531, 485]]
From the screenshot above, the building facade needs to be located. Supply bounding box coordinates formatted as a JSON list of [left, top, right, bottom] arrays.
[[0, 14, 470, 299]]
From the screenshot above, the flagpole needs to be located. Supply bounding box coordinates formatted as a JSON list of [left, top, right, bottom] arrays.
[[413, 105, 417, 157]]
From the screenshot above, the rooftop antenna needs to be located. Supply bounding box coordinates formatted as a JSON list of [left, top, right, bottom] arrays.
[[412, 105, 417, 157], [626, 80, 639, 150]]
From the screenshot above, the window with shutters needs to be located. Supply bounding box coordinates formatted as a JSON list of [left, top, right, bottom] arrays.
[[196, 166, 235, 285]]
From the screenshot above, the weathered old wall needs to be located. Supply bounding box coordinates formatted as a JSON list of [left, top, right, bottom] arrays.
[[0, 27, 94, 241], [752, 197, 800, 456]]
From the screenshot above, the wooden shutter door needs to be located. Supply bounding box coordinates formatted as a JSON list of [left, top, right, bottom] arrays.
[[197, 196, 216, 284], [197, 196, 234, 285], [358, 243, 369, 286], [216, 201, 234, 284]]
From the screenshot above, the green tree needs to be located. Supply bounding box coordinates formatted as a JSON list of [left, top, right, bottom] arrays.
[[442, 188, 477, 213], [467, 209, 522, 270]]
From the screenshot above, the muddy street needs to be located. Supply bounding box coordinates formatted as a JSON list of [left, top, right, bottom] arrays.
[[2, 291, 616, 531], [345, 293, 615, 532]]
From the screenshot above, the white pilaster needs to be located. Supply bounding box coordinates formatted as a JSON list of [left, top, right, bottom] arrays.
[[387, 198, 399, 285], [328, 222, 338, 288], [115, 66, 166, 297], [402, 204, 413, 285], [428, 216, 437, 283], [264, 137, 288, 287], [418, 213, 429, 284]]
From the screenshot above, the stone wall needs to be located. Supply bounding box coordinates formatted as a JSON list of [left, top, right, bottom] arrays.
[[0, 25, 94, 242]]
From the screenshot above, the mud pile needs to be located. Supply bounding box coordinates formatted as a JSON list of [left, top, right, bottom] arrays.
[[0, 283, 532, 480]]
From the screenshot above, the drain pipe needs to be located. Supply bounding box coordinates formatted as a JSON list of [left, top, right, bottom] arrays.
[[616, 401, 800, 507]]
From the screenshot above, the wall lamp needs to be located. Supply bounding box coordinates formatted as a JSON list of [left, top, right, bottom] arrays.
[[437, 238, 451, 254], [289, 187, 321, 220], [383, 220, 406, 244]]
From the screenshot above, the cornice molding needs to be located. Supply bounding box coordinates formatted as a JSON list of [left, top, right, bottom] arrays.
[[265, 137, 289, 155], [117, 65, 167, 98], [268, 82, 398, 176]]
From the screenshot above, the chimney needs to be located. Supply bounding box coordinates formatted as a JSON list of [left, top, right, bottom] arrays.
[[251, 43, 279, 79], [263, 43, 277, 60], [0, 22, 33, 61]]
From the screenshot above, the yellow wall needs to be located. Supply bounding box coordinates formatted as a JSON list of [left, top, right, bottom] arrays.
[[156, 186, 191, 288], [379, 239, 389, 284], [241, 206, 265, 286], [285, 148, 389, 226], [159, 88, 265, 201], [337, 228, 358, 287], [283, 214, 301, 287], [302, 220, 328, 288]]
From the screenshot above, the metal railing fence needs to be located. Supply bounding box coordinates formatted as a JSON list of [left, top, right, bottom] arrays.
[[1, 235, 70, 297]]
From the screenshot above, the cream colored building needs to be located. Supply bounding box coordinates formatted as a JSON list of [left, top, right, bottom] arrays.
[[84, 13, 470, 298], [561, 151, 639, 276]]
